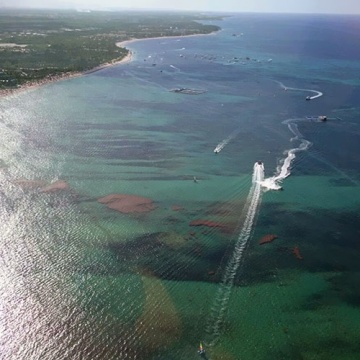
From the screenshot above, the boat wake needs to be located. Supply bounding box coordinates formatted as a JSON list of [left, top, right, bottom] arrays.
[[260, 117, 312, 190], [169, 64, 180, 72], [205, 162, 264, 346], [214, 128, 241, 154], [276, 80, 323, 100]]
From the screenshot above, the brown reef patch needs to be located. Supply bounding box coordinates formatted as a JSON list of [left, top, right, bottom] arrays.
[[292, 246, 303, 260], [98, 194, 156, 214], [259, 234, 278, 245], [40, 180, 70, 193]]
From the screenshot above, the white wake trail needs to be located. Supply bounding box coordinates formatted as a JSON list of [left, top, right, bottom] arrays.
[[276, 80, 323, 100], [169, 64, 180, 71], [261, 118, 312, 191], [214, 128, 241, 153], [205, 162, 264, 346], [263, 111, 358, 189]]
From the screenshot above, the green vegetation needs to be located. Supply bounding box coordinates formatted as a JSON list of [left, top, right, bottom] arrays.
[[0, 9, 220, 89]]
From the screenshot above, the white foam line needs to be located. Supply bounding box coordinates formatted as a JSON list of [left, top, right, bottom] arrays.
[[214, 128, 241, 154], [205, 162, 264, 346], [275, 80, 323, 100]]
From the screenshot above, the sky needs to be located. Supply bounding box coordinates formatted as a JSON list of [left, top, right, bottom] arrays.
[[1, 0, 360, 14]]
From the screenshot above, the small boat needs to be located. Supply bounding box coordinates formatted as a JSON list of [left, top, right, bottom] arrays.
[[257, 160, 263, 165], [318, 115, 327, 122], [306, 96, 311, 101], [170, 87, 186, 93], [198, 342, 206, 356]]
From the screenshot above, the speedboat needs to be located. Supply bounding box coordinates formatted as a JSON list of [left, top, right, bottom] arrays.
[[214, 146, 221, 154], [198, 342, 206, 356], [305, 96, 311, 101]]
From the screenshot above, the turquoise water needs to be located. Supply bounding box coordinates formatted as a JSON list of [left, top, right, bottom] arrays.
[[1, 13, 360, 360]]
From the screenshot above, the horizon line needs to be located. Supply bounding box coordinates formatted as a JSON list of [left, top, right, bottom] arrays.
[[0, 6, 359, 15]]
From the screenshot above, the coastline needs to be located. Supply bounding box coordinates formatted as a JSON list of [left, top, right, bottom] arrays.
[[83, 49, 133, 75], [0, 71, 83, 98], [0, 50, 133, 99], [0, 31, 216, 99], [115, 30, 218, 49]]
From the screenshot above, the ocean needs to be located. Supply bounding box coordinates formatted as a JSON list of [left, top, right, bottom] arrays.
[[1, 13, 360, 360]]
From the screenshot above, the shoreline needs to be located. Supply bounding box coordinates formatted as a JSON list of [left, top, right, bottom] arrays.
[[0, 31, 216, 99], [0, 50, 134, 99], [115, 30, 217, 49]]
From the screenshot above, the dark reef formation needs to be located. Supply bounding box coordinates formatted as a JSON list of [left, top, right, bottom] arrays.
[[189, 219, 235, 234]]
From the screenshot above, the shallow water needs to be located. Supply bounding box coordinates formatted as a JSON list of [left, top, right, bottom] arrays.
[[1, 13, 360, 360]]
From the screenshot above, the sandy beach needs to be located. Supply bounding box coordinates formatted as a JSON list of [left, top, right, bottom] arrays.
[[0, 71, 83, 98], [0, 31, 216, 98], [84, 49, 133, 74], [0, 47, 133, 98]]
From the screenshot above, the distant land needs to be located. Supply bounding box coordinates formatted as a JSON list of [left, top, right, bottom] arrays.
[[0, 9, 221, 91]]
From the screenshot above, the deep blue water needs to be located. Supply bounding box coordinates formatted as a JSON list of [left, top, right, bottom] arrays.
[[1, 13, 360, 360]]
